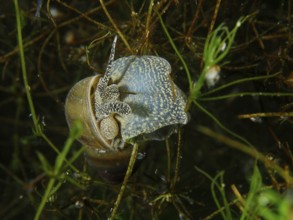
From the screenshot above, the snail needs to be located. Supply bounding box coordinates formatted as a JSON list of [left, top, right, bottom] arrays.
[[65, 36, 189, 182]]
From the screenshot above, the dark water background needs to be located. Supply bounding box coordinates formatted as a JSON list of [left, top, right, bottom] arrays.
[[1, 0, 293, 219]]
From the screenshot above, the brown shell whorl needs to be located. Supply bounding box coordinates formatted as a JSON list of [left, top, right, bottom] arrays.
[[65, 76, 111, 150]]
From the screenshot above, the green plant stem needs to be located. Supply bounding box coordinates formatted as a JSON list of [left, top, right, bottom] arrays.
[[198, 92, 293, 101], [190, 65, 209, 99], [192, 21, 242, 99], [165, 138, 171, 182], [34, 178, 56, 220], [99, 0, 133, 53], [194, 100, 253, 147], [145, 0, 154, 38], [157, 11, 193, 91], [171, 128, 182, 189], [34, 124, 80, 220], [197, 126, 293, 184], [212, 172, 233, 219], [195, 168, 232, 219], [109, 143, 139, 220], [200, 72, 280, 97], [14, 0, 40, 134], [191, 17, 249, 105], [40, 133, 80, 172]]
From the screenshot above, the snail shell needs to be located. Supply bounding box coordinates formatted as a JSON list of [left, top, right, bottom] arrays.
[[65, 53, 188, 182]]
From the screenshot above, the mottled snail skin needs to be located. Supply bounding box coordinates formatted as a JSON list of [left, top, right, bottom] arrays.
[[109, 55, 188, 141], [65, 53, 188, 182]]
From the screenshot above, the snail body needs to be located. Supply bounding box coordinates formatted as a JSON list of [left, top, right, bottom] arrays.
[[65, 37, 189, 182]]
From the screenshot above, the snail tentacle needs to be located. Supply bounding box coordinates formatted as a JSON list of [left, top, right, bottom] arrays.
[[96, 101, 132, 119], [105, 35, 117, 78], [97, 35, 118, 94], [94, 35, 132, 125]]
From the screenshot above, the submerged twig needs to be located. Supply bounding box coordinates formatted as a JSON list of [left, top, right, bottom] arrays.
[[108, 143, 139, 220]]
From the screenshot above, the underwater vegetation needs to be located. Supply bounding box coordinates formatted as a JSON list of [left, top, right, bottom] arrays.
[[1, 0, 293, 219]]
